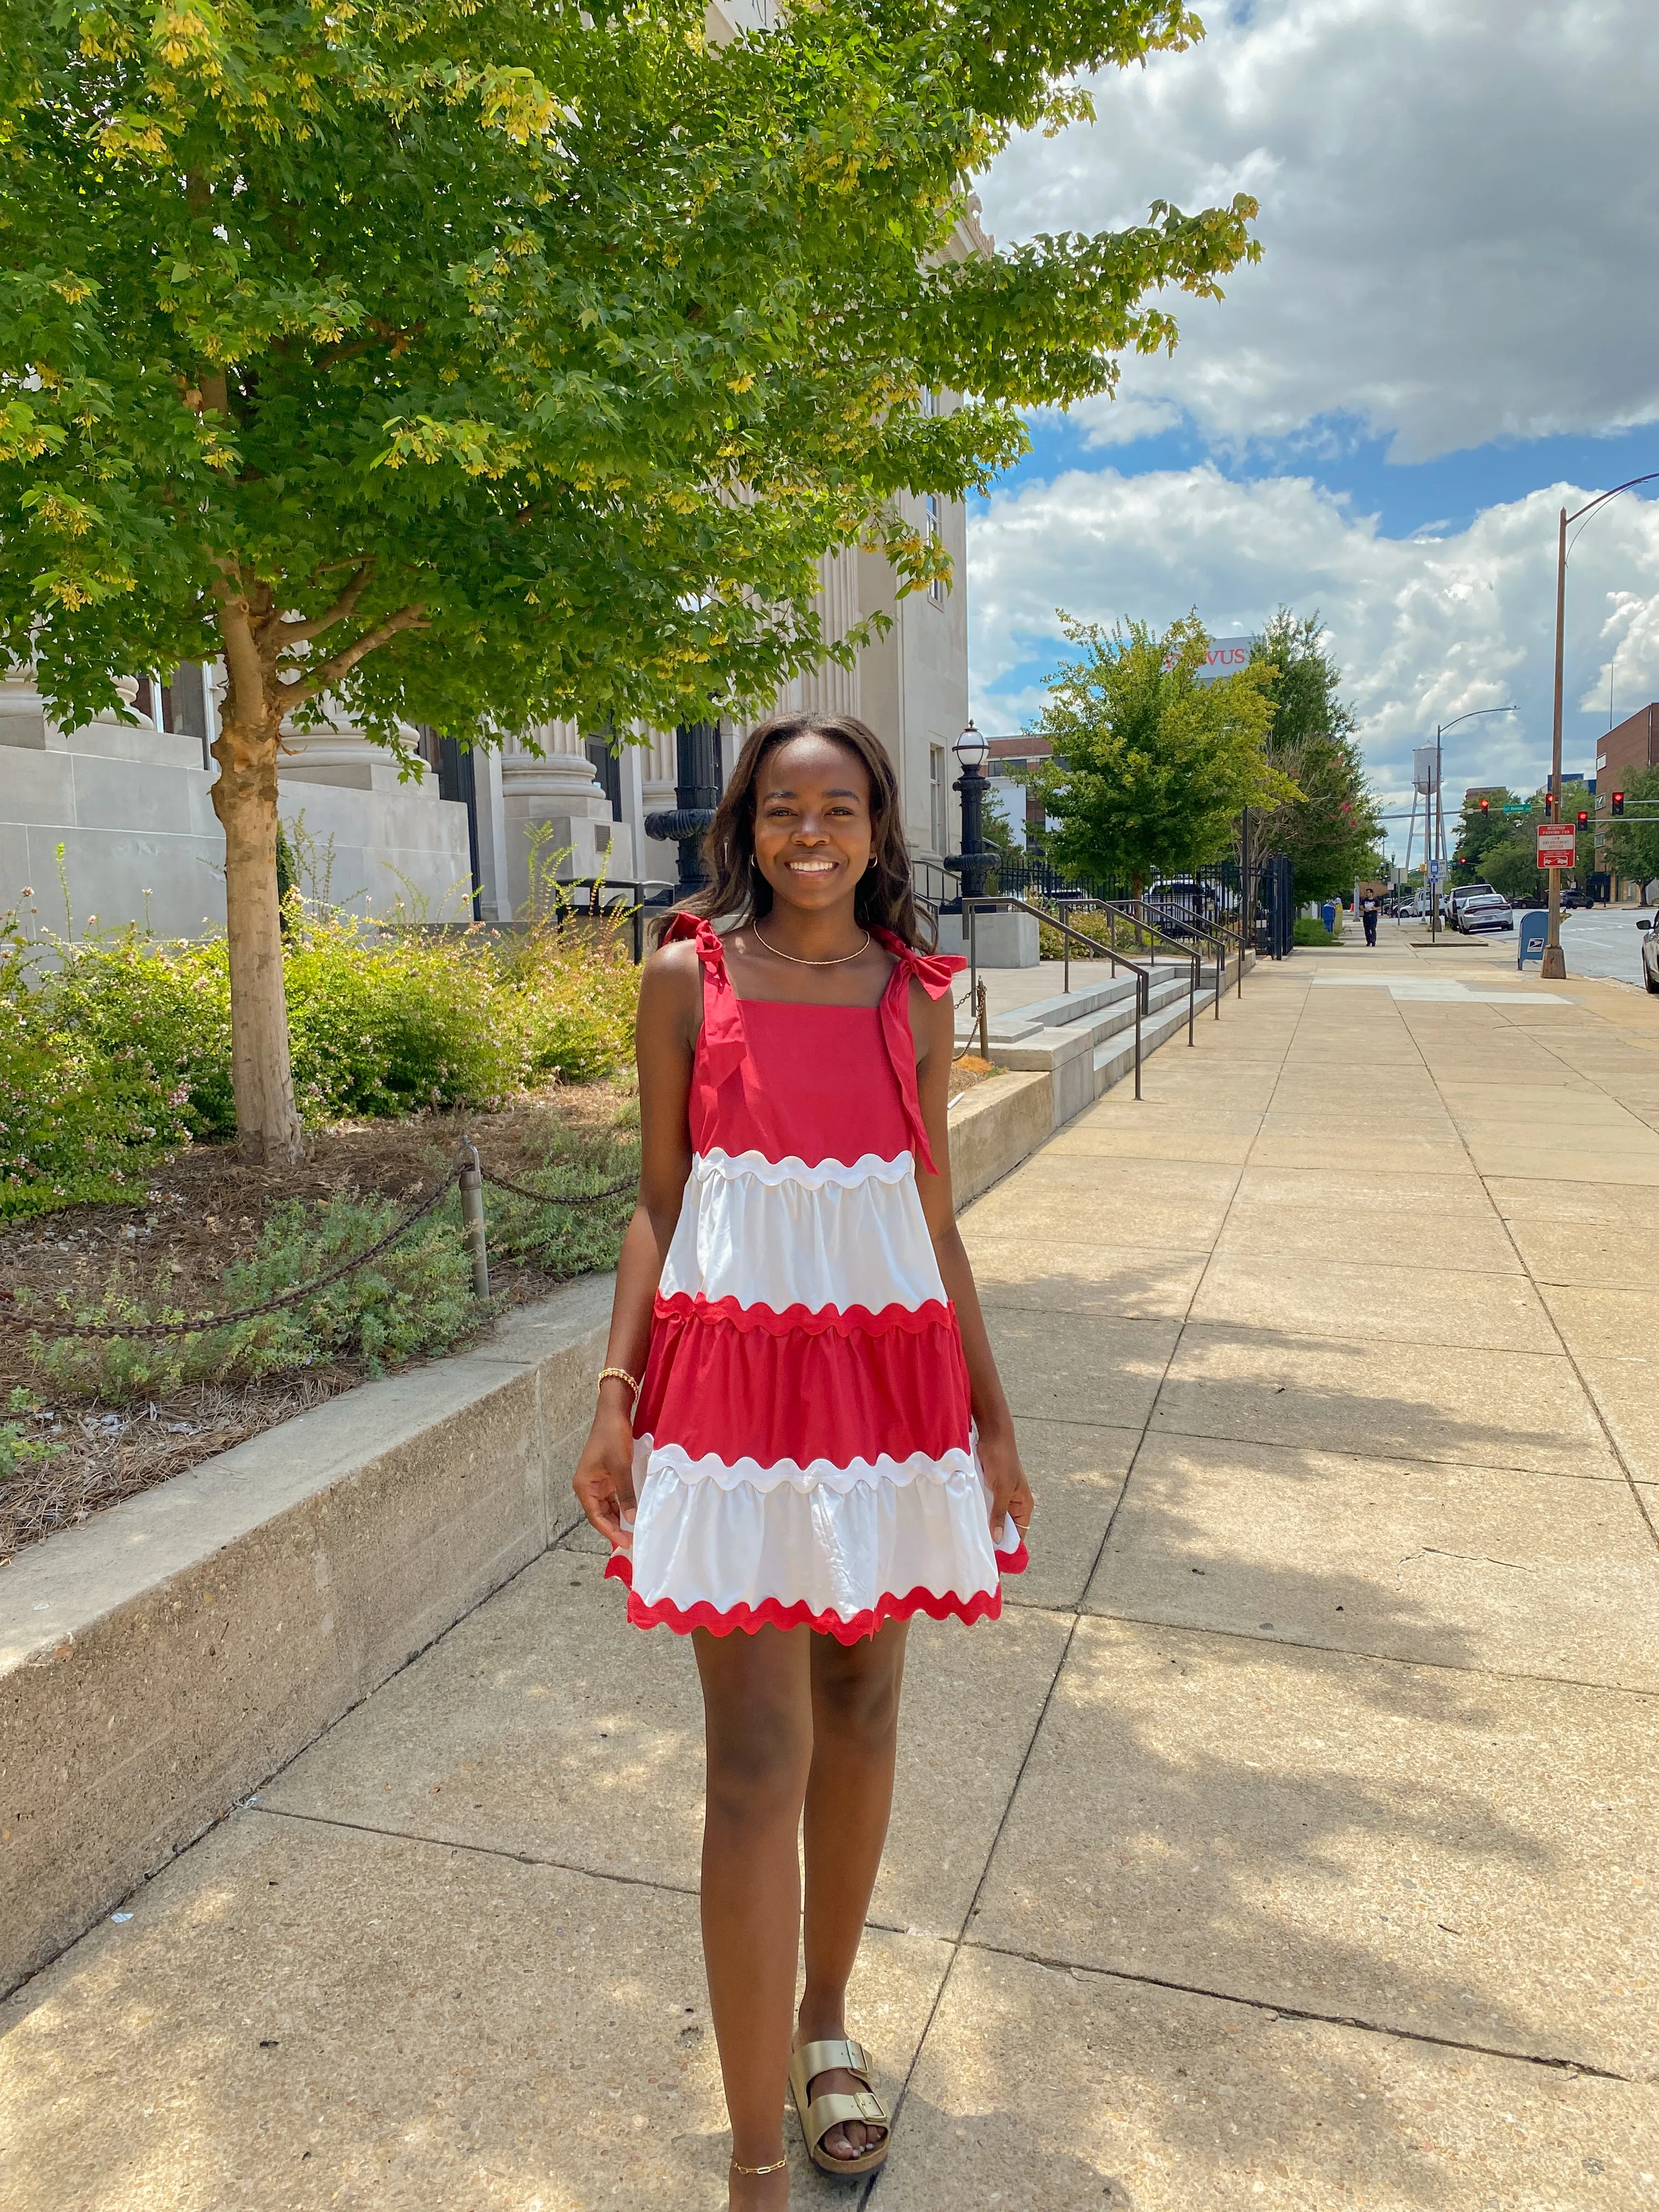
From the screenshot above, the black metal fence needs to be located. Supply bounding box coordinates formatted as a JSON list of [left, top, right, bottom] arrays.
[[918, 853, 1295, 959]]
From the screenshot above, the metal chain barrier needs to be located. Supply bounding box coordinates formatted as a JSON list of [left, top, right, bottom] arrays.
[[478, 1167, 636, 1207], [0, 1148, 640, 1343], [951, 979, 990, 1063]]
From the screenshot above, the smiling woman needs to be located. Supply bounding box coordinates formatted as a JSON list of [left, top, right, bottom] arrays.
[[569, 711, 1032, 2207]]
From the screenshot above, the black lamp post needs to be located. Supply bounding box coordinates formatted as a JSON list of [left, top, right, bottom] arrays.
[[947, 720, 991, 905], [644, 718, 723, 896]]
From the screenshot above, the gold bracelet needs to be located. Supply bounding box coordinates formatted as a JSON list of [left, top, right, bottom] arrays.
[[731, 2156, 788, 2176], [596, 1365, 640, 1403]]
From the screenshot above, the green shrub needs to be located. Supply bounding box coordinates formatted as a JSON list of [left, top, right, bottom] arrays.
[[0, 929, 194, 1214], [42, 927, 236, 1139], [284, 926, 518, 1120], [486, 1117, 640, 1279], [1293, 916, 1339, 946], [494, 919, 640, 1082], [0, 1389, 60, 1484], [33, 1192, 482, 1402], [0, 902, 642, 1212]]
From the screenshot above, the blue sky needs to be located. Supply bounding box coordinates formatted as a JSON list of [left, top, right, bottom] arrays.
[[968, 0, 1659, 827]]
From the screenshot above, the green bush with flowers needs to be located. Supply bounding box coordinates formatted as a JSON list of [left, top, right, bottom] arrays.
[[0, 900, 640, 1217]]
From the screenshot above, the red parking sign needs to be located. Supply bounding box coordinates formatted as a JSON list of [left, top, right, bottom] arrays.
[[1536, 823, 1577, 868]]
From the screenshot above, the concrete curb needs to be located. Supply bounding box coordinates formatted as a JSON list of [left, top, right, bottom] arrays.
[[0, 1279, 611, 1994], [947, 1070, 1054, 1206]]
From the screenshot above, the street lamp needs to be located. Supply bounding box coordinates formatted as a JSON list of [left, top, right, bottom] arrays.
[[1426, 706, 1516, 944], [1544, 471, 1659, 977], [950, 720, 992, 903]]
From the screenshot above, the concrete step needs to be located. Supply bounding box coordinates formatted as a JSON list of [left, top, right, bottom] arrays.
[[1092, 979, 1219, 1092]]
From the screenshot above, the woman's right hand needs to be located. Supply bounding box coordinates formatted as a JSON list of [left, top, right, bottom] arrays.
[[573, 1398, 637, 1545]]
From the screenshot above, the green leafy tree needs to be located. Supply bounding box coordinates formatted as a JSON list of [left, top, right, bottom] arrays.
[[1607, 768, 1659, 888], [1033, 613, 1295, 894], [1452, 789, 1522, 882], [1248, 611, 1382, 905], [1482, 833, 1545, 904], [1, 0, 1257, 1162]]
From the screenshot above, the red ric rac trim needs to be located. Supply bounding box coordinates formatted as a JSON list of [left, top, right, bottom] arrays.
[[603, 1548, 1017, 1642], [653, 1289, 954, 1339]]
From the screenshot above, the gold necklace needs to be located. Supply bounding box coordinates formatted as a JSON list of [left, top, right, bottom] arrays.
[[753, 924, 871, 968]]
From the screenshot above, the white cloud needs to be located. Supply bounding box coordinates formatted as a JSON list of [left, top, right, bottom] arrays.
[[980, 0, 1659, 462], [968, 467, 1659, 806]]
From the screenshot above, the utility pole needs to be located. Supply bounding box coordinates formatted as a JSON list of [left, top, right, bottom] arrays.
[[1544, 471, 1659, 979], [1421, 707, 1517, 941], [1544, 505, 1568, 977]]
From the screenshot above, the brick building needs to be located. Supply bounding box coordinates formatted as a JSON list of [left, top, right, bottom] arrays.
[[1594, 702, 1659, 889]]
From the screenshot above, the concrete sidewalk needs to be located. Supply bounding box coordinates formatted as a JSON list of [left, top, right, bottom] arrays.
[[8, 938, 1658, 2210]]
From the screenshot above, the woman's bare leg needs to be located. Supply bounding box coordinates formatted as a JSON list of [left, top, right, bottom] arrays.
[[797, 1619, 910, 2162], [693, 1623, 814, 2209]]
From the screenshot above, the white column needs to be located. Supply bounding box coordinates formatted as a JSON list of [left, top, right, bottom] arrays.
[[619, 733, 647, 895], [472, 744, 512, 921]]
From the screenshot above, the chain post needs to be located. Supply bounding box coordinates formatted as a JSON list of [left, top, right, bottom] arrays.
[[977, 980, 989, 1061], [459, 1140, 490, 1299]]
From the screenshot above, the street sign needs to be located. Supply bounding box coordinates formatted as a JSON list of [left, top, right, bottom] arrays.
[[1537, 823, 1577, 869], [1427, 859, 1441, 884], [1502, 804, 1530, 816]]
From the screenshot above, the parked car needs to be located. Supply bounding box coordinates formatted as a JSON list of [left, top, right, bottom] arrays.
[[1457, 892, 1514, 934], [1640, 914, 1659, 995], [1146, 878, 1222, 939], [1448, 882, 1497, 929]]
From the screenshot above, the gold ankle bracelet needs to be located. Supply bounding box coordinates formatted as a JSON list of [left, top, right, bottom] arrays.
[[731, 2154, 788, 2175]]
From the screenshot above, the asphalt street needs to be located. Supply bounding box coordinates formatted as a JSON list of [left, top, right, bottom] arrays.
[[1551, 904, 1658, 989], [1385, 905, 1656, 989]]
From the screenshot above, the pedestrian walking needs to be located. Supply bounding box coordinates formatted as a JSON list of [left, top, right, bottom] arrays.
[[1361, 888, 1380, 947], [573, 712, 1033, 2208]]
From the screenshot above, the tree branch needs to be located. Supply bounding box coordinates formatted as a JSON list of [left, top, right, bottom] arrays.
[[280, 605, 428, 708], [276, 561, 375, 647]]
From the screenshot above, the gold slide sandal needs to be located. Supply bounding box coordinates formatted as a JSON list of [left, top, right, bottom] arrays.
[[788, 2035, 892, 2177]]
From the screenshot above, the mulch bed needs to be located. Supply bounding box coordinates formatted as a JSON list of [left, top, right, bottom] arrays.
[[3, 1062, 1002, 1568], [0, 1083, 631, 1567]]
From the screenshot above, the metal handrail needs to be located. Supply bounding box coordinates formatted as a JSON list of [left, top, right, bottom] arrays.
[[1060, 897, 1202, 1046], [544, 876, 680, 962], [961, 894, 1158, 1099], [1105, 897, 1245, 1017]]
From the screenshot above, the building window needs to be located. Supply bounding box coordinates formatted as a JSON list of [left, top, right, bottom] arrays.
[[925, 494, 945, 607], [921, 387, 940, 418], [930, 745, 947, 856]]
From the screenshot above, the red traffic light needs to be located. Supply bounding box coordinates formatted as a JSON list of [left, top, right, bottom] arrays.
[[1612, 791, 1626, 816], [1576, 809, 1589, 828], [1479, 797, 1490, 816]]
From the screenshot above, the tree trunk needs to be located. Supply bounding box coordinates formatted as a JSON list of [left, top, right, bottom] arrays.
[[210, 703, 306, 1166]]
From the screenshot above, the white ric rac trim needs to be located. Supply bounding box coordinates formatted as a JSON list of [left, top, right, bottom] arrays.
[[624, 1461, 1020, 1623], [633, 1434, 977, 1496], [661, 1158, 945, 1314], [695, 1148, 915, 1189]]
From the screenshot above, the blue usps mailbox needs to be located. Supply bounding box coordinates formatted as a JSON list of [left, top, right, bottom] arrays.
[[1517, 910, 1549, 968]]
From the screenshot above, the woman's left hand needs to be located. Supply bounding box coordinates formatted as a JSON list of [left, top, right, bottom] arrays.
[[979, 1426, 1033, 1552]]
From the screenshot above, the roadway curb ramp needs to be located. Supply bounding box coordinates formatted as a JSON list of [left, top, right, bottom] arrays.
[[1, 963, 1241, 1994]]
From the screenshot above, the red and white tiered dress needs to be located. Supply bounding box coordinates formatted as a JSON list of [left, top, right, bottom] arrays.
[[605, 915, 1028, 1641]]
